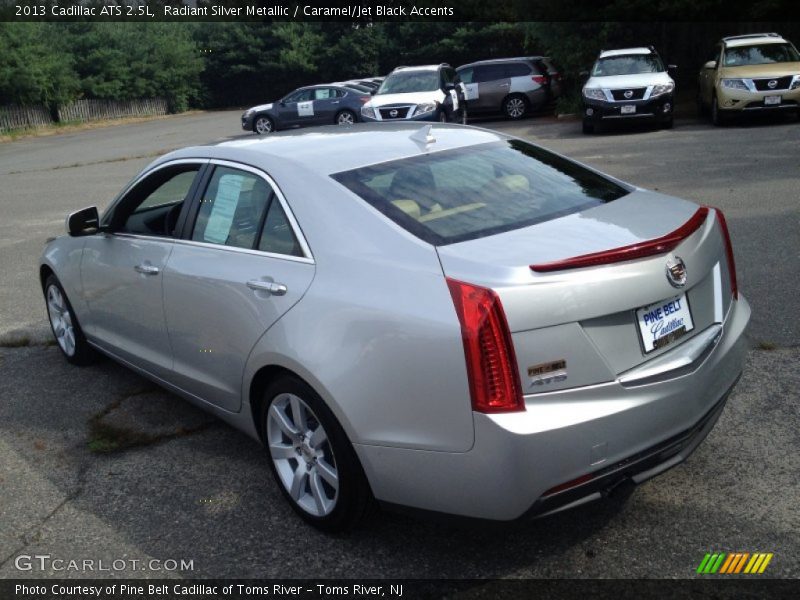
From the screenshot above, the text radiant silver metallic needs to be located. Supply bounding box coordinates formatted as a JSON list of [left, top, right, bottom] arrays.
[[40, 122, 749, 529]]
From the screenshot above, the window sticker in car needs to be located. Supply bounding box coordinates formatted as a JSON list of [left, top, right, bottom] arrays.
[[298, 101, 314, 117], [450, 89, 459, 110], [203, 174, 243, 244], [464, 83, 479, 100]]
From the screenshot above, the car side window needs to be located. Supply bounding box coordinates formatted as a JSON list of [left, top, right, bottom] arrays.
[[258, 199, 303, 257], [285, 89, 313, 103], [115, 165, 200, 237], [458, 68, 473, 84], [192, 166, 272, 250], [506, 63, 532, 77]]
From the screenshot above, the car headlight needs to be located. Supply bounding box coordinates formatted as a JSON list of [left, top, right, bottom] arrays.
[[415, 102, 437, 115], [361, 105, 376, 119], [582, 88, 605, 101], [791, 75, 800, 90], [721, 79, 749, 90], [650, 83, 675, 97], [243, 109, 255, 117]]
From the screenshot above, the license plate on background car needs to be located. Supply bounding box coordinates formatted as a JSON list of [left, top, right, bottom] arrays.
[[621, 105, 636, 114], [765, 95, 781, 105], [636, 294, 695, 354]]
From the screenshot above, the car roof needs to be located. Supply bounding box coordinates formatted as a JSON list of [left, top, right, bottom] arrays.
[[723, 34, 788, 47], [174, 123, 508, 176], [599, 47, 653, 58], [392, 65, 445, 73], [458, 56, 545, 69]]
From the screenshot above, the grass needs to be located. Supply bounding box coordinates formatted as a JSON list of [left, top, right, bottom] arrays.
[[757, 340, 778, 351], [0, 111, 202, 144], [0, 335, 32, 348]]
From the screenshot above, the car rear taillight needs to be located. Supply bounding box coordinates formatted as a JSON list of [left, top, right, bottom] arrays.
[[359, 96, 371, 103], [712, 207, 739, 300], [532, 75, 548, 85], [531, 207, 710, 272], [446, 278, 524, 414]]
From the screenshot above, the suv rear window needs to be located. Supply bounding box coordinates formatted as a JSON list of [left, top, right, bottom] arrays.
[[331, 141, 628, 245]]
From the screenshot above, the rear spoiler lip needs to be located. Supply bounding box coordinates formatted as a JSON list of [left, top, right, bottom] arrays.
[[530, 206, 710, 273]]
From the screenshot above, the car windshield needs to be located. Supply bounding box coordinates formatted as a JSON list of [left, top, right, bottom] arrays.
[[377, 71, 439, 94], [331, 140, 628, 245], [723, 43, 800, 66], [592, 55, 665, 76]]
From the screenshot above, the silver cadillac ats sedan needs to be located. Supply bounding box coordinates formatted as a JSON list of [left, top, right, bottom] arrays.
[[40, 123, 749, 531]]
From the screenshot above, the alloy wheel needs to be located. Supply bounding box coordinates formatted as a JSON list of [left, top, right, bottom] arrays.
[[46, 284, 75, 357], [255, 117, 273, 134], [267, 393, 339, 517], [336, 111, 355, 125], [506, 97, 526, 119]]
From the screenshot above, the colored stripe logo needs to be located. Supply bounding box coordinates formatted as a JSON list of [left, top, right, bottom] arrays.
[[697, 552, 773, 574]]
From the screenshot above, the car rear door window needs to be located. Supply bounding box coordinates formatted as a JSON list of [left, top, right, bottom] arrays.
[[506, 62, 533, 77], [192, 166, 272, 250], [258, 199, 303, 257]]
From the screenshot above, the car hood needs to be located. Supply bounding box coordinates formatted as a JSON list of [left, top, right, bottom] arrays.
[[245, 102, 276, 114], [719, 62, 800, 78], [367, 90, 444, 107], [585, 72, 673, 89]]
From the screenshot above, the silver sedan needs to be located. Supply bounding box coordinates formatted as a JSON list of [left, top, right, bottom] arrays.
[[40, 123, 750, 531]]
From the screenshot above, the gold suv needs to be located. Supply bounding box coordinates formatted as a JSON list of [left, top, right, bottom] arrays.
[[698, 33, 800, 125]]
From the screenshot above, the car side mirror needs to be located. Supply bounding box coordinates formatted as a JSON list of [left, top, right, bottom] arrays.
[[66, 206, 100, 237], [703, 60, 717, 70], [370, 89, 376, 96]]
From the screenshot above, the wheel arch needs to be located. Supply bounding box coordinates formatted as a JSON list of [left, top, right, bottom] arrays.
[[40, 263, 55, 290]]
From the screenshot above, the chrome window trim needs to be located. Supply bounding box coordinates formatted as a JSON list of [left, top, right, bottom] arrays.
[[205, 159, 314, 262]]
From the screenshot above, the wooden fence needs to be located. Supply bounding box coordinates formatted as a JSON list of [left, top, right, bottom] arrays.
[[58, 98, 168, 123], [0, 104, 52, 133], [0, 98, 169, 133]]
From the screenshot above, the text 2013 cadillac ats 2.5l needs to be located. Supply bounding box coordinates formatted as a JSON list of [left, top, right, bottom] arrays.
[[40, 123, 749, 531]]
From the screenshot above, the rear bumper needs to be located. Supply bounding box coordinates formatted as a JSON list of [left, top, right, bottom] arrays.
[[355, 295, 750, 521]]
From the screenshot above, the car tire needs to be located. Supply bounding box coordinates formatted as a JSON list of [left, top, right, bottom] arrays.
[[460, 107, 468, 125], [43, 274, 98, 366], [335, 110, 356, 126], [711, 96, 726, 127], [502, 94, 528, 120], [261, 375, 373, 532], [254, 115, 274, 135], [582, 119, 595, 134]]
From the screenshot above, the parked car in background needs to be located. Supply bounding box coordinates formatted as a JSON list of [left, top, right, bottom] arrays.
[[698, 33, 800, 125], [539, 57, 564, 102], [43, 122, 749, 531], [241, 84, 371, 134], [330, 81, 374, 94], [582, 47, 676, 133], [456, 57, 555, 119], [360, 64, 467, 123]]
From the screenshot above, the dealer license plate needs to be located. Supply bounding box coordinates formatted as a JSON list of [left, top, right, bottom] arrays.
[[621, 105, 636, 114], [636, 293, 695, 354]]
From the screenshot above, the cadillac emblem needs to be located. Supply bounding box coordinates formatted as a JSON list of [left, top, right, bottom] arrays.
[[666, 256, 687, 288]]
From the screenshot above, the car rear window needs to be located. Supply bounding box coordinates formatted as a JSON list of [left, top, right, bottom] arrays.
[[331, 140, 629, 245]]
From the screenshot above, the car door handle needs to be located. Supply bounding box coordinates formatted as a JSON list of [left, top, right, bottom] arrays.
[[247, 280, 287, 296], [499, 83, 510, 87], [331, 101, 340, 104], [134, 264, 160, 275]]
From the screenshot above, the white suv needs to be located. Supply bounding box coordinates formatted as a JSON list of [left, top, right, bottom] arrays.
[[582, 47, 676, 133]]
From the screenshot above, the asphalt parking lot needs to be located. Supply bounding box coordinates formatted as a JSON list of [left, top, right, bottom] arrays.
[[0, 111, 798, 581]]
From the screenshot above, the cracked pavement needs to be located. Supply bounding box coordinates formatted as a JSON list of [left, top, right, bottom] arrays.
[[0, 111, 798, 580]]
